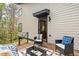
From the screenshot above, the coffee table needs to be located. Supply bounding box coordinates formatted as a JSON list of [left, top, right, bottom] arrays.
[[26, 46, 46, 56]]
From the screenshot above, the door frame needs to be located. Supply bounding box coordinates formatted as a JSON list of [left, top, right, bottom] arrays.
[[38, 16, 48, 42]]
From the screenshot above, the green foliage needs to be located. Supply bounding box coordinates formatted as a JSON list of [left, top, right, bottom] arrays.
[[0, 4, 18, 44], [0, 3, 5, 11]]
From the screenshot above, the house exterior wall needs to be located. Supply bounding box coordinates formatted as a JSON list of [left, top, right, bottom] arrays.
[[19, 3, 79, 50]]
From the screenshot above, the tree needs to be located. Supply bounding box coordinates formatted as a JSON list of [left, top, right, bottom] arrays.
[[0, 3, 22, 44]]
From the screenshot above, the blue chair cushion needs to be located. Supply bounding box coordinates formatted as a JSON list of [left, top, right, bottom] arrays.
[[8, 44, 19, 56], [62, 36, 73, 45], [8, 44, 17, 51]]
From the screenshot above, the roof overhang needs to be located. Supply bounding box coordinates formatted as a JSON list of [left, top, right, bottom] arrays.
[[33, 9, 50, 18]]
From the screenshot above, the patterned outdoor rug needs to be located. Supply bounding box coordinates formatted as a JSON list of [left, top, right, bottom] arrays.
[[25, 46, 64, 56]]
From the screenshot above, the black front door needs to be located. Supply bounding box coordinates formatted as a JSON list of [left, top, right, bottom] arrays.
[[38, 16, 47, 42]]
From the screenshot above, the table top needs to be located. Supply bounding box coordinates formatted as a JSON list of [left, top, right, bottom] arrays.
[[26, 46, 46, 56]]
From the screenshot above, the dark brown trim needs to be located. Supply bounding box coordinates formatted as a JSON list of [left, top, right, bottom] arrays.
[[33, 9, 50, 18]]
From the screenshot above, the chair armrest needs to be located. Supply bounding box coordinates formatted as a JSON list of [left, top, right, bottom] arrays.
[[55, 39, 62, 44], [65, 44, 73, 47]]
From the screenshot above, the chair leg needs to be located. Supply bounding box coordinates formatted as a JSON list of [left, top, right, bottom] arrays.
[[55, 45, 57, 52]]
